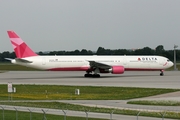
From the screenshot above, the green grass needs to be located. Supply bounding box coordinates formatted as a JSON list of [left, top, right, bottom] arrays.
[[0, 64, 39, 71], [0, 109, 106, 120], [0, 85, 179, 119], [0, 85, 179, 100], [127, 100, 180, 106]]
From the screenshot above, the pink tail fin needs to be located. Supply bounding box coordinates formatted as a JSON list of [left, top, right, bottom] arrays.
[[7, 31, 38, 58]]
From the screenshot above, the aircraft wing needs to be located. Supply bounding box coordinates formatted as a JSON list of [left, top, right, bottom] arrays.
[[88, 61, 111, 69]]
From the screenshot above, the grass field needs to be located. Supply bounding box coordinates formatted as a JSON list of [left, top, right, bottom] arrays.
[[0, 85, 179, 100], [0, 63, 38, 71], [0, 85, 180, 119], [127, 100, 180, 106], [0, 109, 107, 120]]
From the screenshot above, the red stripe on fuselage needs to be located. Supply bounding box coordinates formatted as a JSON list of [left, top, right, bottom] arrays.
[[48, 67, 90, 71], [47, 67, 162, 71]]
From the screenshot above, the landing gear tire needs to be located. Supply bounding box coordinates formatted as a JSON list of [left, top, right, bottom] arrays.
[[84, 74, 92, 77], [160, 70, 164, 76], [160, 73, 164, 76], [92, 74, 100, 78], [84, 74, 100, 78]]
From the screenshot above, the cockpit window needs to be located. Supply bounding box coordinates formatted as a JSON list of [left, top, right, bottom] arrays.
[[167, 59, 170, 62]]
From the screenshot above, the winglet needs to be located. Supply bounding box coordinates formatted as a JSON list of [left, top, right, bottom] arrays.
[[7, 31, 38, 58]]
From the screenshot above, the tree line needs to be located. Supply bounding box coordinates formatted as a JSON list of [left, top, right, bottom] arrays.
[[0, 45, 179, 62]]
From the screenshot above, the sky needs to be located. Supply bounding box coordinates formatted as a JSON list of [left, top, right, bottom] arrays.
[[0, 0, 180, 53]]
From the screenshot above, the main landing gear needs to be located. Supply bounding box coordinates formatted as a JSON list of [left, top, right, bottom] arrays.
[[160, 70, 164, 76], [84, 72, 100, 78], [84, 73, 100, 78]]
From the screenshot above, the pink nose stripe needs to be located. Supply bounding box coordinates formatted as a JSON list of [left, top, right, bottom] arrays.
[[163, 62, 167, 66]]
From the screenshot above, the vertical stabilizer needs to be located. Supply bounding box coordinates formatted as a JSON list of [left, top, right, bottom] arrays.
[[7, 31, 38, 58]]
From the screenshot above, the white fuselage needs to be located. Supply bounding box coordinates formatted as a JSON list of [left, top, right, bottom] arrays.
[[12, 55, 173, 72]]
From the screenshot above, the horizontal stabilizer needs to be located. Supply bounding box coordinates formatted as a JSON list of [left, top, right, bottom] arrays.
[[5, 58, 14, 61], [15, 58, 33, 63]]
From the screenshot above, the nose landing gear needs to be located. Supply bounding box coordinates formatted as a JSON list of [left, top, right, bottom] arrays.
[[160, 70, 164, 76]]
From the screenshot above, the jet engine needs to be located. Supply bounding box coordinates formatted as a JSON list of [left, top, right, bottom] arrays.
[[109, 66, 124, 74]]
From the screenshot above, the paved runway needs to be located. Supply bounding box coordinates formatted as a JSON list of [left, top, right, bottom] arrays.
[[0, 71, 180, 120], [0, 71, 179, 89]]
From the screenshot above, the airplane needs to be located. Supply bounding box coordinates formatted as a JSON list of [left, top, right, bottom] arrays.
[[6, 31, 174, 77]]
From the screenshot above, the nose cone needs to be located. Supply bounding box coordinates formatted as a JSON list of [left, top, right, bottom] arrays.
[[169, 61, 174, 67]]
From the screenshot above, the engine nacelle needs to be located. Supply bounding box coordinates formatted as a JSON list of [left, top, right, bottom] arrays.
[[109, 66, 124, 74]]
